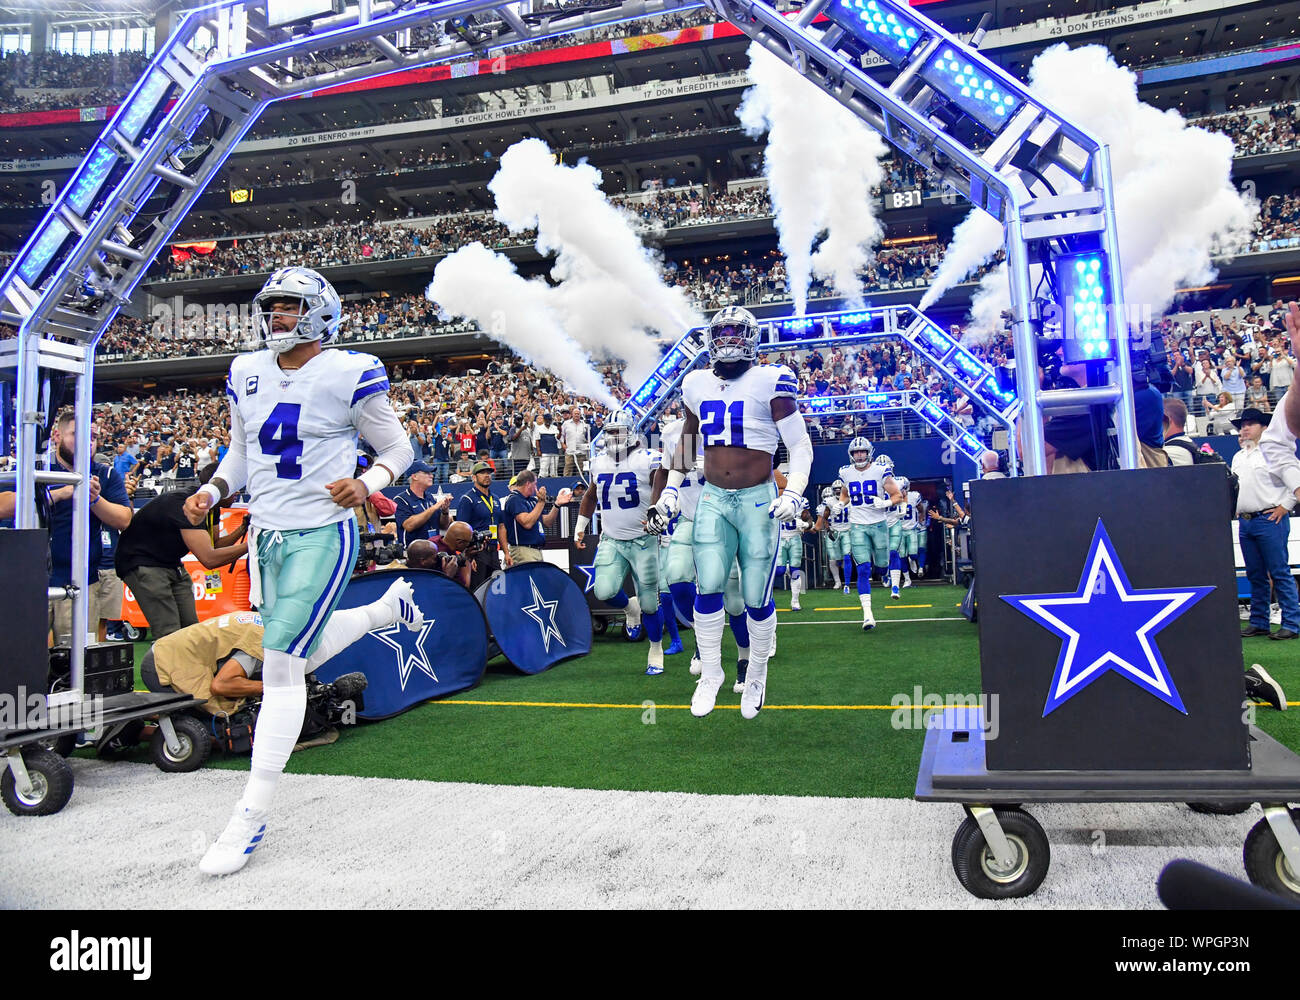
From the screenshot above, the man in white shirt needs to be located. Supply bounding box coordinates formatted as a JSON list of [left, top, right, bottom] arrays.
[[560, 408, 589, 478], [1233, 407, 1300, 640]]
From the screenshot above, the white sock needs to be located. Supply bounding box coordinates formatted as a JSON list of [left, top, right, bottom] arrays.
[[241, 648, 308, 812], [625, 595, 642, 628], [791, 572, 802, 598], [830, 565, 842, 588], [746, 613, 777, 686], [694, 608, 725, 679], [737, 644, 751, 661], [860, 594, 872, 613], [306, 605, 385, 672], [890, 569, 900, 588], [648, 640, 663, 669]]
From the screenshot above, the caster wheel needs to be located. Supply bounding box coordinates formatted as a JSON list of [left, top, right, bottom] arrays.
[[2, 748, 74, 816], [1243, 808, 1300, 902], [1188, 802, 1252, 816], [592, 617, 609, 636], [952, 807, 1050, 899], [122, 623, 144, 641], [151, 716, 212, 773]]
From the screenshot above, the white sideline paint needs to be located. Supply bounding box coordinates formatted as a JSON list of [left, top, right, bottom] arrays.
[[0, 761, 1266, 909]]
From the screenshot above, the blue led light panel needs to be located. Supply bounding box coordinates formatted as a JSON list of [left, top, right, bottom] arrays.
[[828, 0, 924, 67], [924, 48, 1024, 132], [1057, 251, 1115, 364]]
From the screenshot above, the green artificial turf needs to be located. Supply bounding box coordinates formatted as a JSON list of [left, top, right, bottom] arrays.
[[113, 584, 1300, 799]]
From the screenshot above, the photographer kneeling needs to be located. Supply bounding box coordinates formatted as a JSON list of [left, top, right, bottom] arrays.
[[404, 521, 490, 588], [139, 576, 424, 747]]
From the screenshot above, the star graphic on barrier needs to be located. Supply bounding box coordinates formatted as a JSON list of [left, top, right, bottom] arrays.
[[1001, 520, 1212, 717], [575, 564, 598, 595], [521, 577, 566, 654], [370, 619, 438, 691]]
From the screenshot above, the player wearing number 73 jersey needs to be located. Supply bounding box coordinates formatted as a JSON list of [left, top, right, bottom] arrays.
[[647, 305, 813, 721], [187, 267, 416, 877], [575, 410, 665, 675]]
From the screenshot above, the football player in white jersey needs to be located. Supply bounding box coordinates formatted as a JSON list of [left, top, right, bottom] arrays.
[[774, 495, 811, 611], [574, 410, 666, 675], [881, 460, 907, 600], [896, 476, 925, 588], [647, 306, 813, 719], [814, 481, 850, 591], [838, 438, 904, 630], [184, 267, 418, 875], [652, 418, 751, 687]]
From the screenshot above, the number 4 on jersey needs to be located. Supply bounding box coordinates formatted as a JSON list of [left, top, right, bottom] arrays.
[[259, 402, 303, 480]]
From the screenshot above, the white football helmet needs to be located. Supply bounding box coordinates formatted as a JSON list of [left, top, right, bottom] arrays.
[[832, 477, 845, 493], [707, 305, 760, 364], [848, 437, 873, 469], [821, 486, 836, 504], [602, 409, 640, 458], [874, 454, 895, 475], [896, 475, 910, 492], [254, 266, 342, 354]]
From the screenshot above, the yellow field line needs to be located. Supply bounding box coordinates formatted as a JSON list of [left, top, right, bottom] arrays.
[[432, 698, 1300, 710]]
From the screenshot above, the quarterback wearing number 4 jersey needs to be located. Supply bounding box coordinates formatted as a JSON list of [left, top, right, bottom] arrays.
[[189, 267, 420, 877], [648, 306, 813, 720], [575, 411, 666, 675]]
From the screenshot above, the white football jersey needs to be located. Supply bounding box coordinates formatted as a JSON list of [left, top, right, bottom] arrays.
[[226, 348, 389, 531], [659, 417, 706, 522], [838, 462, 894, 525], [904, 490, 926, 532], [819, 499, 850, 533], [885, 479, 906, 527], [680, 363, 798, 456], [590, 447, 661, 541]]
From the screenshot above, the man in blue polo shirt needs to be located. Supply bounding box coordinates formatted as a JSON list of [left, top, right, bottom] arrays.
[[393, 462, 452, 548], [454, 460, 509, 587], [46, 411, 133, 643], [503, 471, 572, 563]]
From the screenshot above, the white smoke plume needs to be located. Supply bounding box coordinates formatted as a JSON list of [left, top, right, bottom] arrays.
[[738, 41, 889, 315], [917, 209, 1002, 311], [488, 137, 700, 387], [426, 242, 619, 408], [927, 44, 1256, 338]]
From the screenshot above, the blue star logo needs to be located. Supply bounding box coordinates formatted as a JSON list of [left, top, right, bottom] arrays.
[[1001, 520, 1213, 716], [370, 619, 438, 691], [575, 564, 598, 595], [521, 577, 566, 654]]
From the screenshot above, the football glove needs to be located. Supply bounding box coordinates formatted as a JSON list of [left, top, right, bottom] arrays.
[[768, 489, 803, 522], [871, 494, 894, 510], [644, 487, 679, 535]]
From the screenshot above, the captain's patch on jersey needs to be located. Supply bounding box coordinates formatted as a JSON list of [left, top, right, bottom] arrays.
[[246, 375, 259, 396]]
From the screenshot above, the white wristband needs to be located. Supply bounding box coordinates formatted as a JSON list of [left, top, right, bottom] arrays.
[[576, 515, 591, 533], [198, 483, 223, 507], [358, 466, 393, 495]]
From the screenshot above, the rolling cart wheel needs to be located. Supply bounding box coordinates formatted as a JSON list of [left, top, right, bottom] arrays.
[[952, 807, 1050, 899], [592, 617, 608, 636], [1188, 802, 1252, 816], [1243, 808, 1300, 902], [122, 623, 144, 641], [151, 715, 212, 773], [2, 748, 74, 816]]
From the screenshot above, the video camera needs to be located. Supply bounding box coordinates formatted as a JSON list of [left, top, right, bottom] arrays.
[[356, 531, 403, 575], [213, 671, 368, 753]]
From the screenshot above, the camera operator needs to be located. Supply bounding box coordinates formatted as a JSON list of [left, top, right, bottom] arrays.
[[503, 471, 572, 564], [393, 461, 451, 547], [118, 462, 248, 640], [1232, 407, 1300, 641], [404, 523, 482, 588], [454, 460, 509, 586]]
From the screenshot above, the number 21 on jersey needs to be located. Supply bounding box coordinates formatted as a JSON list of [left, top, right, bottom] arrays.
[[698, 400, 747, 449]]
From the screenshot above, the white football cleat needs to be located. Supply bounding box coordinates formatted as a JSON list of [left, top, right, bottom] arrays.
[[862, 599, 876, 631], [199, 804, 268, 876], [902, 573, 912, 589], [382, 577, 424, 631], [740, 679, 766, 720], [691, 669, 725, 717], [645, 641, 664, 676], [843, 584, 851, 596], [689, 651, 702, 676]]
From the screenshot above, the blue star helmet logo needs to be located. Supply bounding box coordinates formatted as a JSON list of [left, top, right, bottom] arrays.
[[521, 577, 567, 654], [1002, 520, 1213, 717], [370, 619, 439, 691], [575, 563, 598, 595]]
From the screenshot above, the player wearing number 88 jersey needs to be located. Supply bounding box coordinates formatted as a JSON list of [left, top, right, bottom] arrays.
[[190, 266, 415, 877], [838, 438, 904, 629]]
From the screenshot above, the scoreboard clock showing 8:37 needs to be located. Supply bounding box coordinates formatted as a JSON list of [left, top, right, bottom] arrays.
[[883, 188, 923, 211]]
